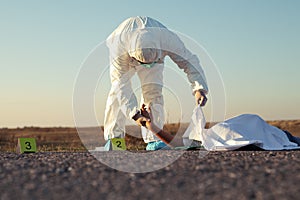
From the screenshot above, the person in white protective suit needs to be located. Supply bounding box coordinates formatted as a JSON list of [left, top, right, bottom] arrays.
[[104, 16, 208, 150]]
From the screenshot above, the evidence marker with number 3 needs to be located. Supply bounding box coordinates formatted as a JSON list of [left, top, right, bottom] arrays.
[[17, 138, 37, 153]]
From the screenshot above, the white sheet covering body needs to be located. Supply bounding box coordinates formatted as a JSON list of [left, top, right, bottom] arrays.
[[183, 106, 300, 151]]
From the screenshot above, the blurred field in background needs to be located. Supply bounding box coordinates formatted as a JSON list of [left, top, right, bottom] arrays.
[[1, 120, 300, 152]]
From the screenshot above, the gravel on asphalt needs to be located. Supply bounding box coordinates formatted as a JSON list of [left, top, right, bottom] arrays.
[[1, 150, 300, 200]]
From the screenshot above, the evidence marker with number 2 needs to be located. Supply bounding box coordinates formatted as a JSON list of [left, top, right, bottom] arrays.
[[111, 138, 126, 150], [17, 138, 37, 153]]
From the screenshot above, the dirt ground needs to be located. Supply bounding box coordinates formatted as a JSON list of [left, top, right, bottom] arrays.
[[1, 119, 300, 152], [1, 120, 300, 199], [1, 150, 300, 200]]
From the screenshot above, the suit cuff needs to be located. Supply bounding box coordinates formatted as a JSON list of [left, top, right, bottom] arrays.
[[129, 107, 140, 119], [192, 82, 208, 95]]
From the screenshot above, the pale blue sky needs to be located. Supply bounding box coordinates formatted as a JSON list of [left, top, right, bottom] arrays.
[[1, 0, 299, 127]]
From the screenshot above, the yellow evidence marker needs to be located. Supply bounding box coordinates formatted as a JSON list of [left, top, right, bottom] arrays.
[[17, 138, 37, 153], [111, 138, 126, 150]]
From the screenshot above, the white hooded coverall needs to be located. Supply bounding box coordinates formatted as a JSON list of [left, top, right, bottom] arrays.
[[104, 16, 208, 143]]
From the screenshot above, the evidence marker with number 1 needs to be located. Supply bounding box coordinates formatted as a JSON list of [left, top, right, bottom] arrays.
[[17, 138, 37, 153]]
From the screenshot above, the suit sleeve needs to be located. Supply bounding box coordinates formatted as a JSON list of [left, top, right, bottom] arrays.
[[163, 31, 209, 94], [107, 41, 139, 119]]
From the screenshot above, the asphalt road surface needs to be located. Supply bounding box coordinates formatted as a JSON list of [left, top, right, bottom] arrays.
[[1, 150, 300, 200]]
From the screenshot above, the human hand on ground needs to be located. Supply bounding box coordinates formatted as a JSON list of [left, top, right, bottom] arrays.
[[140, 104, 180, 146], [140, 105, 161, 133]]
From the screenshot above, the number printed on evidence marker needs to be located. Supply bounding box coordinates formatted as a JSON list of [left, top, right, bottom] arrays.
[[111, 138, 126, 150], [17, 138, 37, 153]]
